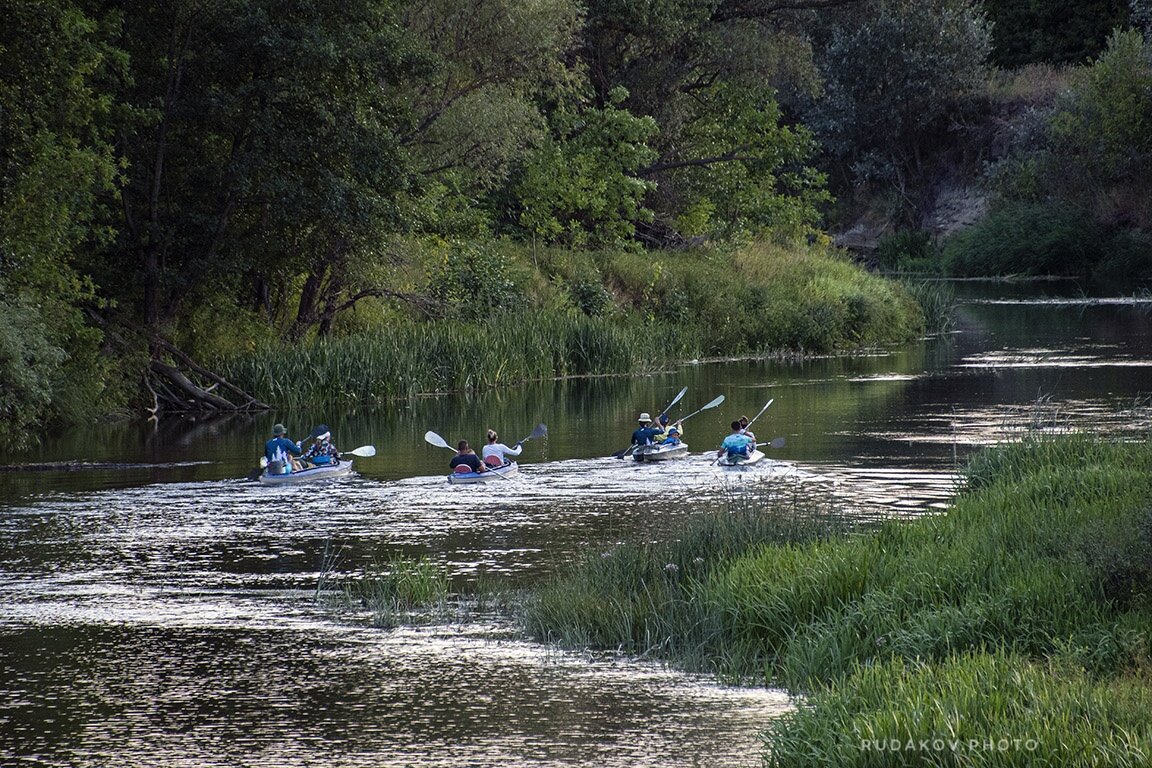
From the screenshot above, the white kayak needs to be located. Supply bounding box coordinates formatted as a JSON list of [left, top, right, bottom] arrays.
[[447, 461, 519, 484], [715, 450, 766, 469], [258, 459, 354, 485], [633, 442, 689, 462]]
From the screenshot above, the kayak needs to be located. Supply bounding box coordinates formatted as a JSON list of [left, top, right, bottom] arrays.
[[447, 461, 519, 484], [257, 459, 355, 485], [716, 450, 766, 469], [633, 442, 689, 462]]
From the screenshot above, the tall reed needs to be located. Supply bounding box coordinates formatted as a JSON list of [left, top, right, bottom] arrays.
[[521, 478, 856, 678], [524, 435, 1152, 691], [345, 554, 453, 628], [217, 313, 697, 408]]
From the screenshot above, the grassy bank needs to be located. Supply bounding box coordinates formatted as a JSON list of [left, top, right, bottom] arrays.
[[523, 435, 1152, 765], [214, 241, 930, 408]]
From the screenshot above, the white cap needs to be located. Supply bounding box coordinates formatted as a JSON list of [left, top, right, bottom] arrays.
[[638, 412, 651, 422]]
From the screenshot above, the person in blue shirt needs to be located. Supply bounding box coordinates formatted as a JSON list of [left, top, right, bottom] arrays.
[[449, 440, 487, 474], [661, 425, 683, 445], [265, 423, 303, 474], [631, 412, 666, 447]]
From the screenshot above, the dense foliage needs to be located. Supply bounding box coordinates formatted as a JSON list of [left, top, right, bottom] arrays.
[[947, 28, 1152, 282]]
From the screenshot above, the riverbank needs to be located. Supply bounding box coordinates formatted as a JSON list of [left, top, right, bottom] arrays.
[[522, 435, 1152, 765], [211, 241, 934, 409]]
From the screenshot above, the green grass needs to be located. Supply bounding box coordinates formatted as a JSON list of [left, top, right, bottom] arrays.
[[766, 650, 1152, 767], [520, 479, 857, 678], [522, 434, 1152, 764], [216, 313, 693, 408], [345, 554, 453, 628], [705, 435, 1152, 690]]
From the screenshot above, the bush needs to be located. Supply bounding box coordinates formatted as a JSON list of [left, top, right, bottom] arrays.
[[874, 229, 939, 273], [942, 202, 1105, 276]]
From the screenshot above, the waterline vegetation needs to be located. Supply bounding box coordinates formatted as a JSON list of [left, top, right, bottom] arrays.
[[214, 242, 932, 408]]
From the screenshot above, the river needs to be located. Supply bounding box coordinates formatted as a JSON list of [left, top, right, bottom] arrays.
[[2, 280, 1150, 767]]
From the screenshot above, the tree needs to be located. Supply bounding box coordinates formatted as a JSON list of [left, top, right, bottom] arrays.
[[809, 0, 992, 220], [513, 86, 659, 248], [575, 0, 854, 244], [0, 1, 122, 443], [1022, 30, 1152, 228], [86, 0, 424, 344], [640, 81, 830, 242], [983, 0, 1129, 67]]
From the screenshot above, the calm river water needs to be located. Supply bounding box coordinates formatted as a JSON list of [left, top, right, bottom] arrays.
[[2, 280, 1151, 767]]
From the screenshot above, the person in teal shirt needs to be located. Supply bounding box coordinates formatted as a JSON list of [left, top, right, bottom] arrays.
[[718, 421, 754, 459]]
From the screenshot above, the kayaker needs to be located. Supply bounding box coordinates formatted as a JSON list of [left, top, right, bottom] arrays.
[[265, 423, 304, 474], [303, 425, 341, 466], [717, 420, 754, 460], [661, 424, 683, 445], [631, 412, 665, 447], [450, 440, 487, 474], [482, 429, 522, 467], [738, 415, 757, 442]]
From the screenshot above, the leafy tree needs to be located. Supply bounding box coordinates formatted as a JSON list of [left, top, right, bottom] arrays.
[[513, 86, 659, 248], [0, 1, 122, 443], [809, 0, 991, 220], [577, 0, 851, 243], [988, 29, 1152, 234], [644, 81, 830, 242], [398, 0, 582, 199], [90, 0, 422, 342], [1048, 30, 1152, 195], [983, 0, 1129, 67]]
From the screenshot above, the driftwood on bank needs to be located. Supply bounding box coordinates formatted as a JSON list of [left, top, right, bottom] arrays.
[[86, 310, 270, 416]]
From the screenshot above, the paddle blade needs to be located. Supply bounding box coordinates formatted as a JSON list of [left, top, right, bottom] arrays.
[[661, 386, 688, 415], [346, 445, 376, 458], [424, 430, 452, 450], [702, 394, 725, 409], [612, 443, 638, 459], [522, 423, 548, 442], [260, 456, 269, 468], [767, 437, 786, 449]]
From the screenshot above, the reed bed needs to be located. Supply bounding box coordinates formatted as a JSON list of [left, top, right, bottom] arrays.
[[217, 314, 697, 408], [766, 650, 1152, 767], [705, 434, 1152, 690], [521, 479, 857, 678], [211, 240, 933, 409]]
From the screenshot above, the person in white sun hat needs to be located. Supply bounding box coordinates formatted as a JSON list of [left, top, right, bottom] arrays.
[[630, 411, 665, 448]]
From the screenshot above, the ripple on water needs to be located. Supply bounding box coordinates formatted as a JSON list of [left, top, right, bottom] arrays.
[[0, 618, 789, 768], [0, 452, 960, 768]]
